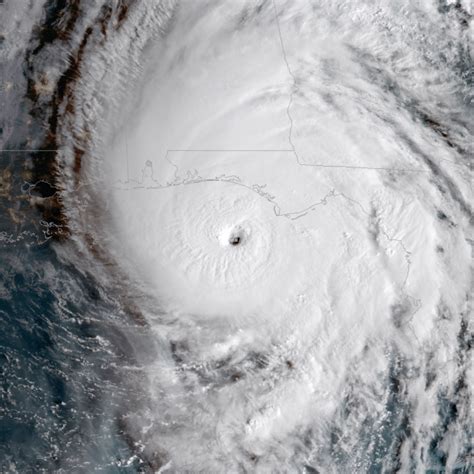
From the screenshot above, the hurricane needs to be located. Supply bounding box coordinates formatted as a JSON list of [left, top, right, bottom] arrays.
[[0, 0, 472, 472]]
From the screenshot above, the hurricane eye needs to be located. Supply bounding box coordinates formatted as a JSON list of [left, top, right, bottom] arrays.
[[229, 235, 241, 246], [225, 226, 246, 247]]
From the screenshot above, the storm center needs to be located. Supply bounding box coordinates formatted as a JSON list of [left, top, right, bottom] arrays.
[[219, 225, 248, 248]]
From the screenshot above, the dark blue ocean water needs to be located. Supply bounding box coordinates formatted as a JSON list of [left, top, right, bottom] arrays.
[[0, 240, 144, 472]]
